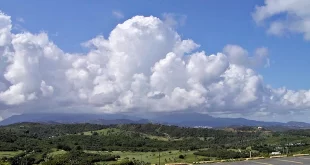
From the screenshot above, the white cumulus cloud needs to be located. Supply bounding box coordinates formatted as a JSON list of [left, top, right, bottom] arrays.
[[0, 12, 310, 120], [253, 0, 310, 40], [223, 45, 270, 68], [162, 13, 187, 28]]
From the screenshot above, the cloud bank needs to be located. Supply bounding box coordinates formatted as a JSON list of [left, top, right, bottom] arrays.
[[0, 12, 309, 120], [253, 0, 310, 40]]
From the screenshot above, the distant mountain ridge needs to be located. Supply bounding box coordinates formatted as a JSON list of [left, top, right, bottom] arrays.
[[1, 112, 310, 129], [152, 112, 310, 128], [150, 112, 274, 127], [0, 113, 143, 126], [88, 118, 150, 125]]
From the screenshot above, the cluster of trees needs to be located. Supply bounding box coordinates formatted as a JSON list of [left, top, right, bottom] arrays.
[[52, 134, 205, 152], [0, 123, 109, 152], [42, 151, 119, 165], [252, 144, 275, 153], [5, 152, 45, 165], [1, 150, 120, 165], [1, 123, 108, 138], [285, 130, 310, 137]]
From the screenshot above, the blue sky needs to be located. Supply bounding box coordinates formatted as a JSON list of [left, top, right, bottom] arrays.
[[1, 0, 309, 90], [0, 0, 310, 121]]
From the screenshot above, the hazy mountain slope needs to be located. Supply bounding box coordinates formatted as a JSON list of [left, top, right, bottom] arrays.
[[1, 112, 310, 128], [0, 113, 142, 125]]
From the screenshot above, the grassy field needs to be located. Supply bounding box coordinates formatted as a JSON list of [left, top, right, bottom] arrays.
[[141, 133, 170, 141], [86, 150, 207, 164], [0, 151, 23, 158], [83, 128, 122, 135], [47, 149, 67, 158]]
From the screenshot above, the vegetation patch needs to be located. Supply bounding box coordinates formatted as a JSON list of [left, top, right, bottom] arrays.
[[0, 151, 22, 158], [47, 149, 67, 158], [88, 150, 207, 164], [83, 128, 122, 136]]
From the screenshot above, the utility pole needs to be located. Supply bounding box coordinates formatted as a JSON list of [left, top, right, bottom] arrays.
[[250, 150, 252, 158], [286, 139, 288, 156], [248, 146, 252, 158]]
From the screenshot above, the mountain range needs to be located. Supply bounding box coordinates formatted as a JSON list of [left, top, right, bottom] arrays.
[[1, 112, 310, 129]]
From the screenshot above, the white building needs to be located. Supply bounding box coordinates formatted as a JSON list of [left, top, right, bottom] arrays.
[[271, 151, 281, 155]]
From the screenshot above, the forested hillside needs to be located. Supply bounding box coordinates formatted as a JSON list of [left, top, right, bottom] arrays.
[[1, 123, 310, 164]]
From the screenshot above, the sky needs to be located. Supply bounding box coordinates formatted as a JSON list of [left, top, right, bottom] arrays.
[[0, 0, 310, 122]]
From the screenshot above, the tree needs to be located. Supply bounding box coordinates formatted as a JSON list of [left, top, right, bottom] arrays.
[[76, 145, 82, 150]]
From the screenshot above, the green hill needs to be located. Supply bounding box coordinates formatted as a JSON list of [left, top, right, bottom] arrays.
[[1, 123, 310, 164]]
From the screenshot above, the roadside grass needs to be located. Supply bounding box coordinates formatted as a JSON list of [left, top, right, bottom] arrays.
[[86, 150, 207, 164], [0, 151, 23, 158]]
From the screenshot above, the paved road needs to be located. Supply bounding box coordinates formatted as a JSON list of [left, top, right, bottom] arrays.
[[208, 156, 310, 165]]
